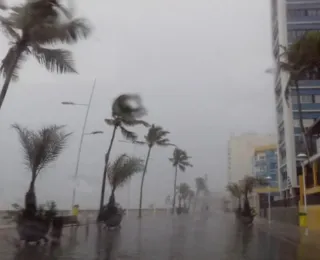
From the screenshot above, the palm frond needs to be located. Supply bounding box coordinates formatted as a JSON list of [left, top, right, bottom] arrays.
[[178, 164, 186, 172], [112, 94, 147, 119], [31, 44, 77, 73], [226, 183, 242, 198], [0, 0, 6, 10], [0, 46, 27, 81], [170, 147, 193, 170], [145, 124, 171, 147], [29, 18, 91, 45], [12, 124, 71, 175], [133, 140, 147, 145], [0, 16, 19, 40], [120, 126, 137, 142], [121, 118, 149, 127], [107, 154, 144, 189], [240, 175, 268, 195], [104, 118, 116, 126]]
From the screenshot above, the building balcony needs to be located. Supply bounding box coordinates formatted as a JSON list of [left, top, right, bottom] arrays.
[[292, 103, 320, 111]]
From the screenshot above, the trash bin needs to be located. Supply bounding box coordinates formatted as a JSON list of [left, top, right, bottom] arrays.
[[299, 212, 307, 227]]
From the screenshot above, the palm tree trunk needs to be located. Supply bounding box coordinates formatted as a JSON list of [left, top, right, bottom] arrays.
[[98, 125, 118, 218], [108, 186, 117, 207], [0, 46, 24, 110], [294, 80, 310, 158], [193, 191, 199, 213], [171, 166, 178, 214], [25, 176, 37, 214], [138, 146, 152, 218]]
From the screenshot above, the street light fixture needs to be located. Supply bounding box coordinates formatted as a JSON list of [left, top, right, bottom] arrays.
[[297, 153, 308, 236], [84, 130, 104, 135], [61, 79, 97, 209], [61, 101, 88, 106]]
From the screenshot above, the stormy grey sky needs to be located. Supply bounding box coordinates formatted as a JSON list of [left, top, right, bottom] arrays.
[[0, 0, 275, 210]]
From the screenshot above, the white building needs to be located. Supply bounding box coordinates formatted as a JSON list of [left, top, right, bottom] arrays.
[[227, 133, 277, 183], [271, 0, 320, 198]]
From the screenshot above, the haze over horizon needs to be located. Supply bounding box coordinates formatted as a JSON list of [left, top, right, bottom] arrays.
[[0, 0, 275, 210]]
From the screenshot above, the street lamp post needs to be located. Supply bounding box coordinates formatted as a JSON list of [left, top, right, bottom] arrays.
[[62, 79, 102, 209], [297, 153, 308, 236], [265, 176, 272, 224]]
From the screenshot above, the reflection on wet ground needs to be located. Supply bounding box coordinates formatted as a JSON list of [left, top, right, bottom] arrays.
[[0, 211, 319, 259]]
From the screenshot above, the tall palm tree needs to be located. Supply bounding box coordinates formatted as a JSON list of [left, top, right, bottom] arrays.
[[106, 154, 144, 208], [0, 0, 91, 110], [226, 182, 242, 212], [169, 148, 192, 214], [13, 124, 71, 213], [98, 94, 148, 216], [135, 124, 173, 218], [280, 31, 320, 159], [194, 177, 207, 212]]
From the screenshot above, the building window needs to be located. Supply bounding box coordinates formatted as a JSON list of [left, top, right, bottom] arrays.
[[257, 154, 265, 160], [314, 95, 320, 103], [291, 95, 313, 104], [270, 162, 277, 170], [293, 119, 315, 128]]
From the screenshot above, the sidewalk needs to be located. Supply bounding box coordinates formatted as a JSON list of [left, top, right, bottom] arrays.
[[255, 217, 320, 249]]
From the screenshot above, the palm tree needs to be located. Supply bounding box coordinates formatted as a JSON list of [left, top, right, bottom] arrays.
[[135, 124, 173, 218], [106, 154, 144, 209], [178, 182, 190, 212], [169, 148, 193, 214], [194, 176, 207, 212], [13, 124, 71, 213], [0, 0, 91, 110], [240, 176, 267, 216], [98, 94, 148, 216], [280, 31, 320, 159], [226, 182, 242, 212]]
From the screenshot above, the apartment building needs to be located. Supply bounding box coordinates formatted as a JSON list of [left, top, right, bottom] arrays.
[[227, 133, 277, 184], [271, 0, 320, 197]]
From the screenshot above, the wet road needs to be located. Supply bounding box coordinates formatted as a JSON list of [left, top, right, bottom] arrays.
[[0, 211, 319, 259]]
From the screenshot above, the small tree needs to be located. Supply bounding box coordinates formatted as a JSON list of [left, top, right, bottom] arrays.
[[240, 176, 267, 217], [194, 176, 208, 212], [0, 0, 91, 110], [13, 124, 71, 213], [187, 189, 195, 211], [106, 154, 144, 209], [98, 94, 148, 216], [135, 124, 173, 218], [226, 183, 242, 213], [169, 148, 192, 214], [178, 182, 190, 212]]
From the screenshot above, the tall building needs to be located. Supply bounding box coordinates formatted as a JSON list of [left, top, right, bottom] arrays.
[[252, 144, 278, 188], [271, 0, 320, 197], [227, 133, 277, 184]]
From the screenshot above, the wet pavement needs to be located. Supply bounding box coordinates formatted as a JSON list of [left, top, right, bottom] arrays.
[[0, 211, 319, 259]]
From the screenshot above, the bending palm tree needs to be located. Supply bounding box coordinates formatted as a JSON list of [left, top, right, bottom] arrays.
[[0, 0, 91, 109], [169, 148, 192, 214], [106, 154, 144, 209], [280, 31, 320, 160], [241, 176, 267, 217], [13, 124, 71, 213], [226, 182, 242, 213], [98, 94, 148, 218], [135, 124, 173, 218]]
